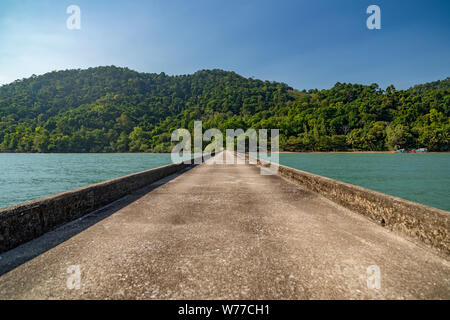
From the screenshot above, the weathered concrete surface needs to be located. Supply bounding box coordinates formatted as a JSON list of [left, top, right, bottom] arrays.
[[0, 169, 190, 276], [252, 155, 450, 256], [0, 151, 449, 299], [0, 161, 195, 254]]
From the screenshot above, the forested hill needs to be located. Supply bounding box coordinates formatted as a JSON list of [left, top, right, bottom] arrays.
[[0, 66, 448, 152]]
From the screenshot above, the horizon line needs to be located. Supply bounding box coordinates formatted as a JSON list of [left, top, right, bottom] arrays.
[[0, 65, 449, 92]]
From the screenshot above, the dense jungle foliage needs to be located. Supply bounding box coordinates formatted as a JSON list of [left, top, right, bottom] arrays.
[[0, 66, 448, 152]]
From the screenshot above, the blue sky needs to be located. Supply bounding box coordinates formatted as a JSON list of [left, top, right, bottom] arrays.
[[0, 0, 449, 90]]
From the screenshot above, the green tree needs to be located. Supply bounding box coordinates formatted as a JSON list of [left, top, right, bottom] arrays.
[[385, 124, 411, 150], [128, 126, 150, 152], [32, 126, 50, 152], [0, 67, 447, 153], [115, 132, 129, 152]]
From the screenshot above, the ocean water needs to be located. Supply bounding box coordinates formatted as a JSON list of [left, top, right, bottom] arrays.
[[277, 153, 450, 211], [0, 153, 172, 209], [0, 153, 448, 211]]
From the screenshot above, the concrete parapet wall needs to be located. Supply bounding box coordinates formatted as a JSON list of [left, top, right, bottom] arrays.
[[252, 154, 449, 256], [0, 159, 198, 254]]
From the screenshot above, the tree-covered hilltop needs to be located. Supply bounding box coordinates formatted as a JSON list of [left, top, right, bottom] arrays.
[[0, 66, 448, 152]]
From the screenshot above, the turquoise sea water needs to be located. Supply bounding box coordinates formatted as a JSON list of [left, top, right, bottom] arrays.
[[0, 153, 448, 211], [0, 153, 172, 209], [277, 153, 449, 211]]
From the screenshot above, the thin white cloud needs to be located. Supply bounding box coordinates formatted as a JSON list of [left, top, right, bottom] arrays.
[[0, 75, 13, 86]]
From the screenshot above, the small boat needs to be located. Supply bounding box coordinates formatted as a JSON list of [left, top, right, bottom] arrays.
[[416, 148, 428, 153], [408, 150, 416, 153]]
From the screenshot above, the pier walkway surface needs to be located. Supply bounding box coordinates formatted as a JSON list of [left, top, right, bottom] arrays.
[[0, 151, 448, 299]]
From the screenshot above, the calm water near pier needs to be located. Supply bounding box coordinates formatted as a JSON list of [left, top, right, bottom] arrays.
[[0, 153, 172, 209], [278, 153, 450, 211], [0, 153, 449, 211]]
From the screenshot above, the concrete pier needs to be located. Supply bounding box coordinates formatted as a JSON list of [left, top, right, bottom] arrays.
[[0, 151, 449, 299]]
